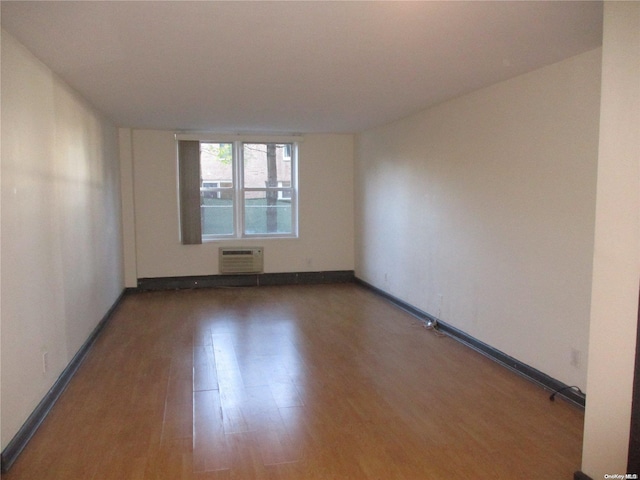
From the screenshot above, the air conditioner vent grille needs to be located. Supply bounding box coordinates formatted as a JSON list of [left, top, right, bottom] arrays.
[[219, 247, 263, 274]]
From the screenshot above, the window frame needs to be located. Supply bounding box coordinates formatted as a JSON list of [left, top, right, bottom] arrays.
[[177, 134, 300, 242]]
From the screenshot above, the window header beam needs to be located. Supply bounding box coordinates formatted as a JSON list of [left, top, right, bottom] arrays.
[[175, 133, 303, 144]]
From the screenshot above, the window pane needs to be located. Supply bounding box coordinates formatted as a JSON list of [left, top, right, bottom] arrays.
[[202, 199, 234, 235], [201, 143, 234, 236], [243, 143, 292, 188], [201, 143, 232, 180], [244, 191, 292, 235]]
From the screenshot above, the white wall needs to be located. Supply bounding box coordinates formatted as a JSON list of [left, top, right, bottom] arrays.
[[124, 130, 354, 279], [355, 49, 602, 390], [1, 31, 123, 449], [582, 2, 640, 477]]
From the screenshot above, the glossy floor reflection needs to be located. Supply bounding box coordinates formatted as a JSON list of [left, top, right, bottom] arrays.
[[4, 284, 584, 479]]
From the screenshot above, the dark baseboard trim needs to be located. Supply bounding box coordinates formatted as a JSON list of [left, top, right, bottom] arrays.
[[574, 471, 593, 480], [0, 289, 131, 473], [355, 277, 586, 408], [137, 270, 355, 291]]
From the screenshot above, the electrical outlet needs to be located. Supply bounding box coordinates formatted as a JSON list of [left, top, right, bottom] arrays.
[[42, 351, 49, 374], [570, 348, 581, 368]]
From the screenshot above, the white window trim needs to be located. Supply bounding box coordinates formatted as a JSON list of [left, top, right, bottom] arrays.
[[179, 134, 300, 241]]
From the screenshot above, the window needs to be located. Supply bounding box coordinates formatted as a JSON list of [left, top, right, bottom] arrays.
[[283, 143, 292, 160], [178, 137, 298, 243]]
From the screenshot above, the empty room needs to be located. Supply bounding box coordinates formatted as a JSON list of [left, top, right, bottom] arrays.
[[1, 2, 638, 479]]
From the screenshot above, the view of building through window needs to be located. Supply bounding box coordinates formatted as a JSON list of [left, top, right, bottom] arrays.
[[200, 142, 296, 237]]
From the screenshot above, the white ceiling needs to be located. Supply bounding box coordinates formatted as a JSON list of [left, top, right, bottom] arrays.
[[1, 1, 603, 134]]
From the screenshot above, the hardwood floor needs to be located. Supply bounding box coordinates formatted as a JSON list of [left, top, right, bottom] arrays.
[[4, 284, 584, 479]]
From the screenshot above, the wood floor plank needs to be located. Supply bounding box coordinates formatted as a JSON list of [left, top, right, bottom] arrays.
[[3, 284, 584, 479], [194, 345, 219, 392]]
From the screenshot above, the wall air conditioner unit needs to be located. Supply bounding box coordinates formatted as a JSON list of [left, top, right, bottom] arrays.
[[219, 247, 264, 274]]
